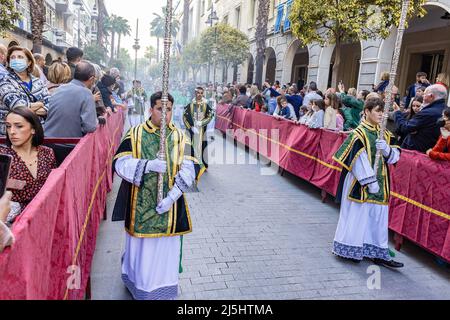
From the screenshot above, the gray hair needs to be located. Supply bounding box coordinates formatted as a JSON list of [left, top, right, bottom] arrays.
[[427, 84, 448, 101], [109, 67, 120, 78], [92, 63, 103, 79]]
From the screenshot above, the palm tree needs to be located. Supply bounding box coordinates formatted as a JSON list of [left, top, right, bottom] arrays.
[[144, 46, 157, 65], [116, 17, 131, 59], [254, 0, 270, 87], [182, 0, 190, 47], [150, 6, 181, 63], [105, 14, 120, 62], [29, 0, 46, 53], [97, 0, 108, 54], [181, 0, 190, 81]]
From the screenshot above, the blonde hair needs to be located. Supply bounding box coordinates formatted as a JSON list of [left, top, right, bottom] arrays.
[[250, 85, 259, 97], [47, 61, 72, 85], [436, 73, 449, 87], [348, 88, 357, 98], [366, 92, 381, 100], [381, 72, 390, 81]]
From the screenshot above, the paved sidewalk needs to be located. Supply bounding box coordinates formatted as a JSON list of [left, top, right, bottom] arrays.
[[91, 132, 450, 300]]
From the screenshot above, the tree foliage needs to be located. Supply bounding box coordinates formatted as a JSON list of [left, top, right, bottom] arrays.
[[144, 45, 157, 66], [179, 38, 203, 81], [0, 0, 21, 36], [290, 0, 426, 45], [199, 23, 250, 71], [84, 44, 107, 66], [290, 0, 426, 87], [254, 0, 270, 87], [151, 6, 181, 63], [104, 14, 118, 60], [115, 16, 131, 58], [110, 48, 133, 75], [29, 0, 45, 53]]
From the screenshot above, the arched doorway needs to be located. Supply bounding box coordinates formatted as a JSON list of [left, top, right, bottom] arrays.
[[282, 39, 309, 88], [327, 42, 362, 89], [264, 47, 276, 84], [8, 41, 19, 48], [396, 4, 450, 96], [247, 54, 255, 85]]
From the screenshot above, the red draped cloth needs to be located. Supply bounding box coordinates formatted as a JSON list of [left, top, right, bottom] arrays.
[[0, 111, 125, 299], [216, 105, 450, 263]]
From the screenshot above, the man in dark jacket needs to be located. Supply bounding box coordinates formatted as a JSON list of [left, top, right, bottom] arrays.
[[394, 84, 448, 153], [66, 47, 84, 81], [405, 71, 430, 109]]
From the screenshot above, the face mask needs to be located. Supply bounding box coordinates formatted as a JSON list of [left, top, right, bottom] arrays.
[[10, 59, 28, 72]]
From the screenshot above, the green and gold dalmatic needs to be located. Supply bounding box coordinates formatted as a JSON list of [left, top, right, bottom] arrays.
[[113, 120, 204, 238], [183, 100, 214, 164], [333, 121, 400, 205]]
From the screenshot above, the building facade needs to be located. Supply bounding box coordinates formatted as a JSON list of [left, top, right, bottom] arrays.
[[180, 0, 450, 102], [0, 0, 109, 64]]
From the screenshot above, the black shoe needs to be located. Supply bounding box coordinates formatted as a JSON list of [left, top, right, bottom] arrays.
[[373, 258, 404, 268]]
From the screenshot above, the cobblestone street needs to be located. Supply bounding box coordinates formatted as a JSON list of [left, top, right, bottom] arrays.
[[91, 132, 450, 300]]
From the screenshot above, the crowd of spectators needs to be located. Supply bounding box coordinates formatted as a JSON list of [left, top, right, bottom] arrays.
[[215, 70, 449, 163], [0, 44, 128, 247], [0, 39, 449, 253]]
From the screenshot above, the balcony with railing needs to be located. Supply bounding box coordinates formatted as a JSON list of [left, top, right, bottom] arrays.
[[55, 29, 74, 47], [55, 0, 69, 14], [273, 0, 293, 34], [15, 0, 31, 33]]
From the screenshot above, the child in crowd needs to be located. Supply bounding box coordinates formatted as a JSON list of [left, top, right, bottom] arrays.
[[274, 96, 291, 120], [324, 92, 339, 130], [298, 103, 314, 125], [306, 99, 325, 129]]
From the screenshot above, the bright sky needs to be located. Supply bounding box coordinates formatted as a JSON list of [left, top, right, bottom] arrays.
[[104, 0, 170, 58]]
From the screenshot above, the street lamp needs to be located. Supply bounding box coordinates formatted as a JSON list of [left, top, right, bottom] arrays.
[[132, 19, 142, 121], [206, 4, 219, 104], [132, 19, 141, 81], [73, 0, 84, 48]]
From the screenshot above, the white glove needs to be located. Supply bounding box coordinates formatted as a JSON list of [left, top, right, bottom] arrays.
[[156, 185, 183, 215], [192, 127, 200, 135], [195, 121, 203, 127], [368, 182, 380, 194], [376, 139, 391, 157], [145, 159, 167, 174]]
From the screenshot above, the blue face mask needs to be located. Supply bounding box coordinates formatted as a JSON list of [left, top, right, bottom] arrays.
[[10, 59, 28, 72]]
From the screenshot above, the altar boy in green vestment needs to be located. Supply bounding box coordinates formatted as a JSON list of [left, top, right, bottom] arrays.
[[332, 97, 404, 269], [183, 87, 214, 169], [112, 91, 205, 300]]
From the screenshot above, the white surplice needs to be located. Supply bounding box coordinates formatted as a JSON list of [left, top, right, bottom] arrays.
[[333, 149, 400, 261], [114, 156, 194, 300]]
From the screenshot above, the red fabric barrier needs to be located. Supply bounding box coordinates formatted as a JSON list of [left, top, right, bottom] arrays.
[[389, 150, 450, 262], [216, 105, 450, 263], [0, 111, 125, 299]]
